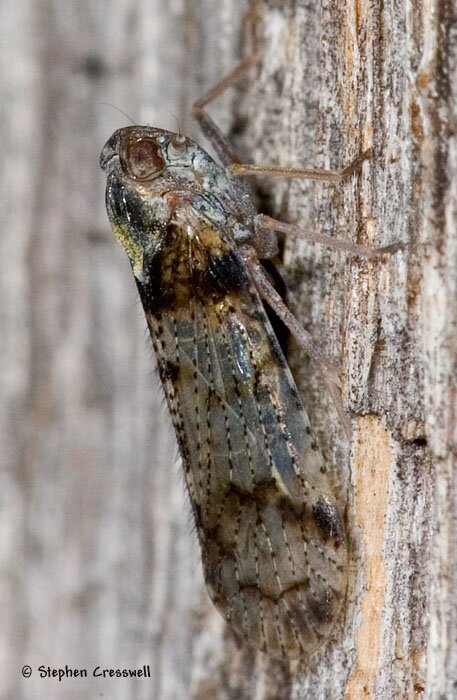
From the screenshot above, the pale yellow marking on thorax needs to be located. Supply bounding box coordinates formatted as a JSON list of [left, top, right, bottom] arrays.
[[112, 222, 145, 281]]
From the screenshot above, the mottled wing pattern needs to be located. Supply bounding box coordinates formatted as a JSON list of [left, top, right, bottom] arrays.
[[101, 125, 348, 659], [146, 266, 347, 658]]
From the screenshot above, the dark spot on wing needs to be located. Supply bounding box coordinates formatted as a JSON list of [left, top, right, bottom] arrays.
[[312, 497, 345, 546], [207, 251, 250, 294], [158, 359, 180, 383], [306, 589, 337, 627]]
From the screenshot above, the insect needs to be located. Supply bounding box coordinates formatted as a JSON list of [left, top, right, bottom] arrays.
[[100, 20, 395, 658]]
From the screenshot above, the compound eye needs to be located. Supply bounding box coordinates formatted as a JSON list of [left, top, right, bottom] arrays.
[[122, 137, 165, 180]]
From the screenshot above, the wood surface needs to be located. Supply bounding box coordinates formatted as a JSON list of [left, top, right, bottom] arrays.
[[2, 1, 456, 698]]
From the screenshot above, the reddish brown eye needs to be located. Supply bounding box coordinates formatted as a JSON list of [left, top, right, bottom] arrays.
[[123, 137, 165, 180]]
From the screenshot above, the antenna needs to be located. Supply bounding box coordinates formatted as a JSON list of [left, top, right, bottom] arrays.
[[167, 110, 184, 137], [101, 103, 137, 125], [167, 111, 187, 148]]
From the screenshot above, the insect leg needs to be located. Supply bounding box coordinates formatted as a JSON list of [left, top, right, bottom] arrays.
[[254, 214, 402, 259], [192, 53, 258, 166], [192, 5, 261, 166], [229, 149, 372, 182], [232, 154, 402, 257], [246, 258, 353, 441]]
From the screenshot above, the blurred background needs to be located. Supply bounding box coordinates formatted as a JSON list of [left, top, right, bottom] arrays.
[[1, 2, 250, 698]]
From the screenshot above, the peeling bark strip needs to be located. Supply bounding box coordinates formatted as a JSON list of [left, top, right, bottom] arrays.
[[345, 417, 392, 698]]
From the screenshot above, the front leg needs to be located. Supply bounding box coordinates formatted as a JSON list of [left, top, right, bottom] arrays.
[[192, 53, 258, 166]]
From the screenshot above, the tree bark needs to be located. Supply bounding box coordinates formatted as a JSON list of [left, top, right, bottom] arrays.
[[2, 1, 456, 699]]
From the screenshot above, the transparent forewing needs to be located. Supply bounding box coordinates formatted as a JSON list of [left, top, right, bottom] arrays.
[[146, 285, 347, 658]]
